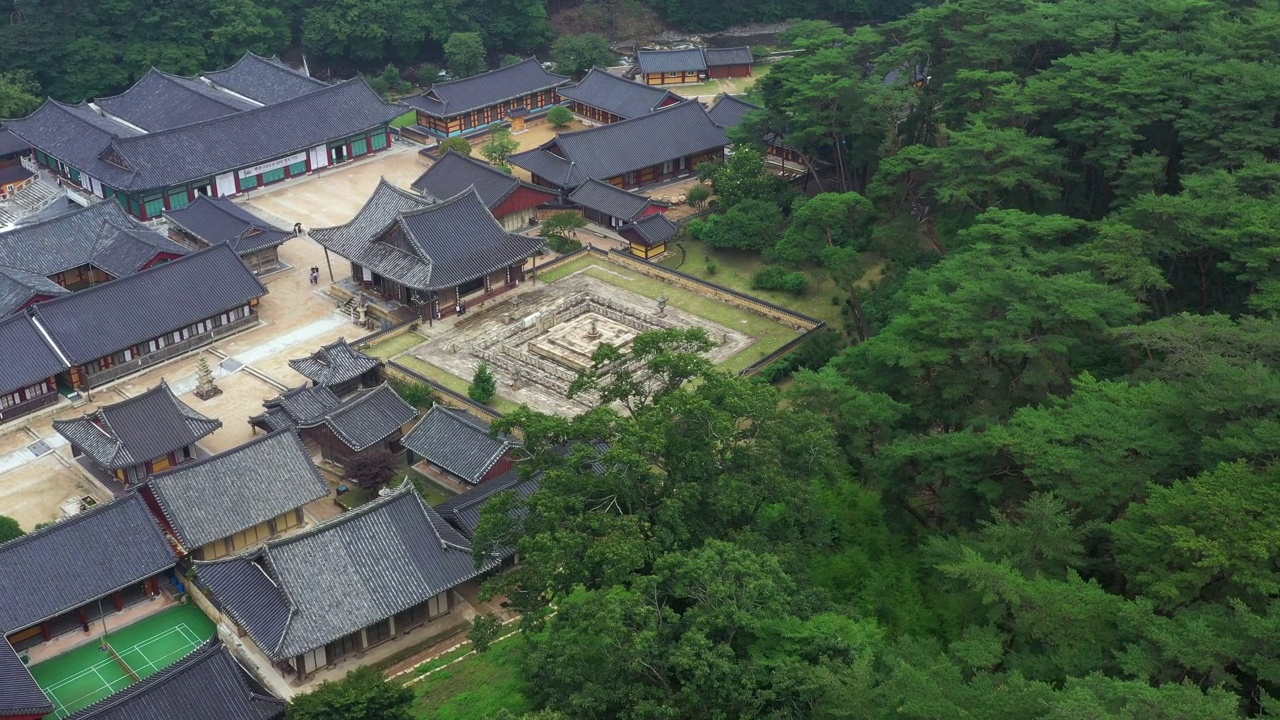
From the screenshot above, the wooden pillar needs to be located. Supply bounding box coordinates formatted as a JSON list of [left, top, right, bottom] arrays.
[[323, 247, 334, 281], [112, 592, 123, 611], [77, 608, 88, 631], [146, 577, 160, 595], [41, 622, 52, 641]]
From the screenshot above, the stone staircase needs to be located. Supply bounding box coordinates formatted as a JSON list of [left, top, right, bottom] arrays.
[[0, 176, 67, 228]]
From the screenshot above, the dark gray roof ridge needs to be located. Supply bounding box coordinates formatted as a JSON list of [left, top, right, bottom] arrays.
[[425, 57, 567, 113]]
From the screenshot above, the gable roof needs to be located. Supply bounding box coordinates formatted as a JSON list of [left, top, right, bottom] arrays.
[[32, 243, 267, 365], [703, 46, 754, 67], [252, 385, 344, 432], [636, 48, 707, 74], [204, 53, 328, 106], [287, 338, 382, 388], [510, 100, 727, 189], [411, 151, 554, 211], [54, 381, 222, 469], [64, 640, 284, 720], [619, 213, 680, 246], [557, 68, 684, 121], [0, 199, 189, 280], [197, 483, 494, 659], [0, 313, 66, 397], [434, 468, 537, 539], [0, 128, 29, 156], [321, 384, 419, 452], [314, 185, 547, 291], [707, 94, 760, 128], [145, 431, 328, 551], [568, 178, 664, 222], [403, 405, 517, 485], [165, 196, 293, 255], [4, 79, 402, 193], [0, 493, 175, 633], [96, 68, 257, 132], [402, 57, 568, 119], [0, 263, 69, 316], [0, 639, 52, 717]]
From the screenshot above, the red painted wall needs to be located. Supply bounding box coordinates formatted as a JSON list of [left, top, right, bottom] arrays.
[[480, 454, 516, 484], [493, 185, 558, 219], [709, 65, 752, 79], [639, 205, 665, 219]]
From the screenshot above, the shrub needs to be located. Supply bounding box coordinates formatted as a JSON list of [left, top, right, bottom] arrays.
[[469, 363, 497, 404], [751, 45, 772, 62], [438, 136, 472, 156], [705, 260, 718, 274], [0, 516, 21, 543], [548, 235, 583, 253], [686, 184, 711, 209], [343, 449, 399, 490], [389, 378, 434, 410], [470, 613, 503, 653], [752, 265, 809, 296], [547, 105, 574, 128]]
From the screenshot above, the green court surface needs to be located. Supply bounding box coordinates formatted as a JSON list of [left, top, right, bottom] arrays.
[[28, 602, 216, 718]]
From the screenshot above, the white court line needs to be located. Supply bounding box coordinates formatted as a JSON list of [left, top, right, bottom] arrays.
[[42, 654, 120, 691]]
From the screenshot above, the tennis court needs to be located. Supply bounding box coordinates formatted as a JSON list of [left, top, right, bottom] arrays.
[[27, 602, 216, 718]]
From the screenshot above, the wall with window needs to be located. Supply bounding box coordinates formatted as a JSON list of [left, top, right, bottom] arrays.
[[195, 508, 304, 560]]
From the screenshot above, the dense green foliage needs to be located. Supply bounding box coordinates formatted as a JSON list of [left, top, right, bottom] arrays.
[[469, 1, 1280, 717], [481, 129, 521, 171], [551, 33, 616, 78], [546, 105, 575, 128], [438, 137, 474, 156], [287, 665, 413, 720], [0, 515, 23, 543], [469, 363, 497, 404]]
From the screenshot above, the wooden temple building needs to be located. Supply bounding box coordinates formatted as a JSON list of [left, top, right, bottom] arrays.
[[0, 494, 174, 673], [250, 383, 419, 466], [165, 195, 295, 274], [402, 405, 518, 490], [1, 54, 406, 220], [568, 177, 669, 229], [410, 151, 556, 231], [0, 200, 189, 316], [196, 483, 494, 682], [141, 430, 329, 560], [311, 181, 546, 319], [618, 213, 681, 259], [54, 380, 222, 489], [287, 338, 384, 397], [510, 100, 727, 193], [400, 58, 568, 138], [631, 46, 754, 86], [556, 68, 684, 124]]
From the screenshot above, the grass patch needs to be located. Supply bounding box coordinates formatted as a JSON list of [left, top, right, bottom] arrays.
[[408, 467, 454, 506], [534, 254, 598, 284], [392, 110, 419, 128], [667, 64, 771, 97], [413, 644, 473, 677], [395, 355, 522, 415], [334, 485, 375, 510], [411, 636, 531, 720], [662, 238, 853, 330], [366, 331, 427, 359]]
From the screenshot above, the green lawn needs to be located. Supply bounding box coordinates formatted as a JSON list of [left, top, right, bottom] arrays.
[[395, 355, 522, 415], [365, 331, 427, 359], [407, 467, 454, 506], [666, 63, 772, 97], [411, 637, 531, 720], [392, 110, 419, 128]]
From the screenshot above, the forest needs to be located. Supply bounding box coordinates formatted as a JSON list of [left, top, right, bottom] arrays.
[[0, 0, 908, 105], [456, 0, 1280, 718]]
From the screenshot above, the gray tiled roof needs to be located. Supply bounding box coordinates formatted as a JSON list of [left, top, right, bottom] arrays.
[[0, 313, 66, 396], [707, 94, 760, 128], [703, 46, 754, 67], [96, 69, 256, 132], [314, 183, 546, 291], [204, 53, 328, 106], [54, 381, 222, 470], [197, 483, 493, 659], [165, 196, 293, 255], [322, 384, 419, 452], [5, 79, 401, 193], [401, 57, 567, 119], [0, 640, 51, 717], [636, 48, 708, 74], [32, 243, 267, 365], [619, 213, 680, 246], [287, 338, 382, 388], [568, 178, 661, 221], [254, 385, 344, 430], [434, 468, 537, 539], [411, 151, 525, 209], [0, 128, 29, 156], [558, 68, 684, 120], [0, 200, 189, 279], [403, 405, 516, 485], [64, 640, 284, 720], [510, 100, 727, 189], [0, 493, 175, 633], [146, 431, 328, 550], [0, 264, 69, 316], [310, 179, 436, 286]]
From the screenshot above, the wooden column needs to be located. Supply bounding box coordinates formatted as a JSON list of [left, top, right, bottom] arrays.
[[41, 622, 52, 641], [112, 592, 123, 611]]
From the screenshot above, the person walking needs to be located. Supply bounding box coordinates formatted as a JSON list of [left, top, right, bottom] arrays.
[[309, 266, 319, 285]]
